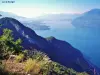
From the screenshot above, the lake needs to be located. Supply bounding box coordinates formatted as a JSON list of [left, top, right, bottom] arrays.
[[35, 27, 100, 68]]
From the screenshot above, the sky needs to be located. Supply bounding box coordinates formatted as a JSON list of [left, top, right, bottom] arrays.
[[0, 0, 100, 18]]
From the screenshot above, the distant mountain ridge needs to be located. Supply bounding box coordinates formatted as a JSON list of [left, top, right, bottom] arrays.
[[0, 17, 100, 74], [37, 14, 79, 21], [85, 9, 100, 16], [0, 11, 50, 30], [72, 8, 100, 28], [36, 14, 79, 29]]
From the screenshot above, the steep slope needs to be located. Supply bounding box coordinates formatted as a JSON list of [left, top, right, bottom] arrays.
[[46, 37, 89, 71], [0, 17, 39, 49], [72, 9, 100, 28], [0, 17, 99, 74]]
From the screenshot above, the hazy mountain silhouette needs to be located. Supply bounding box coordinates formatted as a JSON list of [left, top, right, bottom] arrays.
[[72, 9, 100, 28], [0, 11, 50, 30]]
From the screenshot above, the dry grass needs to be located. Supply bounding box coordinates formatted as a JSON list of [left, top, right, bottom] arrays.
[[1, 51, 52, 75], [2, 56, 44, 75], [24, 58, 42, 75]]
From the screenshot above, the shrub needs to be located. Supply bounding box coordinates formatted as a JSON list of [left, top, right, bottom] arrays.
[[0, 29, 23, 59], [66, 68, 77, 75], [15, 53, 24, 63], [52, 62, 66, 74], [24, 58, 41, 75], [32, 50, 46, 61], [40, 60, 52, 75]]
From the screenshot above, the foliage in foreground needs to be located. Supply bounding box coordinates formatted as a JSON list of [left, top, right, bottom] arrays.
[[24, 58, 41, 74], [0, 28, 22, 59]]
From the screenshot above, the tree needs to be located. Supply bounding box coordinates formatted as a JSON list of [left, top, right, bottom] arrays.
[[0, 28, 23, 59]]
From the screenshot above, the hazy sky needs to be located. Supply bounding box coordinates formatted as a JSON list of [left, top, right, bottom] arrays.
[[0, 0, 100, 18]]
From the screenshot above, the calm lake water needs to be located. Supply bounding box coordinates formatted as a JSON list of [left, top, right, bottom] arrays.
[[35, 27, 100, 68]]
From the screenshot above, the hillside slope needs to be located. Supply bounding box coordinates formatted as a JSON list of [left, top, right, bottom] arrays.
[[0, 17, 99, 74]]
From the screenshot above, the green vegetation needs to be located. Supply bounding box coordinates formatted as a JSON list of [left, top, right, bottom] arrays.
[[46, 36, 55, 41], [15, 53, 24, 63], [0, 28, 22, 59], [0, 28, 89, 75]]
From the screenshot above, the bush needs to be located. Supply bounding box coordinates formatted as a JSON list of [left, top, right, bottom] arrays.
[[32, 50, 47, 61], [15, 53, 24, 63], [24, 58, 41, 75], [0, 29, 23, 59]]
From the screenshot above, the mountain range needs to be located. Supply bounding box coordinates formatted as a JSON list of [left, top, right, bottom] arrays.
[[0, 17, 100, 74], [36, 14, 79, 29], [37, 14, 79, 21], [72, 9, 100, 28], [0, 11, 50, 30], [1, 8, 100, 30]]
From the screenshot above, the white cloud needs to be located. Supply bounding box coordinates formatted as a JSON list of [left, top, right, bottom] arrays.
[[0, 7, 63, 18], [1, 8, 45, 18], [0, 7, 79, 18]]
